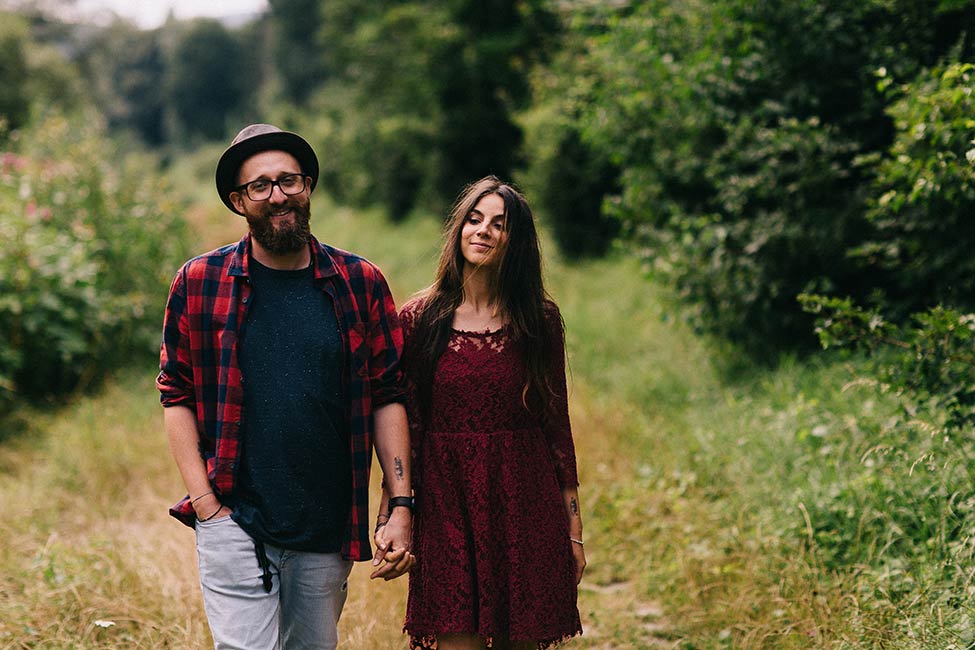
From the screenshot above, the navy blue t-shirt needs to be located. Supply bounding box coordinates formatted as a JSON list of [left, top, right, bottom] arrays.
[[230, 258, 350, 552]]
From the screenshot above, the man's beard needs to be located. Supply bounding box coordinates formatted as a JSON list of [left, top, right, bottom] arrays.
[[245, 198, 312, 256]]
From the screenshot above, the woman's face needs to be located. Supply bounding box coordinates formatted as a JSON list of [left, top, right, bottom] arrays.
[[460, 193, 507, 269]]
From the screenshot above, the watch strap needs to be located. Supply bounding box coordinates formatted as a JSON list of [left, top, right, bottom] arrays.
[[388, 496, 415, 513]]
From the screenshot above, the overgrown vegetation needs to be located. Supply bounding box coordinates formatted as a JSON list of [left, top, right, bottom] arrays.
[[0, 111, 187, 412], [862, 62, 975, 316], [538, 0, 975, 354]]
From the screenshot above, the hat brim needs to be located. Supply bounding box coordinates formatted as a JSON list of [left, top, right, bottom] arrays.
[[215, 131, 319, 215]]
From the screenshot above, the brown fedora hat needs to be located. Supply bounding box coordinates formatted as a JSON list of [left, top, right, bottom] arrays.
[[215, 124, 319, 215]]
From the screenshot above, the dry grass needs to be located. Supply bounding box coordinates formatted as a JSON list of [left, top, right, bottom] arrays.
[[0, 364, 670, 649], [0, 377, 205, 648], [0, 196, 679, 647]]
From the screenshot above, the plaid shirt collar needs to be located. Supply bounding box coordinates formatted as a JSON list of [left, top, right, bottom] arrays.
[[226, 234, 340, 281]]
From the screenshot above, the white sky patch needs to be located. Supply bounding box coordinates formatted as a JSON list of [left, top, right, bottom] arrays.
[[71, 0, 268, 29]]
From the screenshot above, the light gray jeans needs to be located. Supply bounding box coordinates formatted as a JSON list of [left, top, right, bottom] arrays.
[[195, 515, 353, 650]]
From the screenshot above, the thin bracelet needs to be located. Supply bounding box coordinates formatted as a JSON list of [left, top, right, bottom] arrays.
[[569, 537, 584, 546], [191, 491, 214, 504], [200, 505, 223, 522]]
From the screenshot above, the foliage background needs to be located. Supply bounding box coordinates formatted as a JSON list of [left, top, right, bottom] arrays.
[[0, 111, 187, 413]]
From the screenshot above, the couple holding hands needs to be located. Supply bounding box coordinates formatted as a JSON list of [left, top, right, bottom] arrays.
[[157, 124, 585, 649]]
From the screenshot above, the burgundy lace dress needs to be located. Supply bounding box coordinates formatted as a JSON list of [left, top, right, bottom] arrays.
[[400, 300, 582, 649]]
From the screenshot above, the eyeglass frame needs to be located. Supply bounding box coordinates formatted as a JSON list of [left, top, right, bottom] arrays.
[[234, 173, 310, 202]]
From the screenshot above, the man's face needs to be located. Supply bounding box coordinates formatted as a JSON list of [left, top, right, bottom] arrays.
[[230, 150, 311, 256]]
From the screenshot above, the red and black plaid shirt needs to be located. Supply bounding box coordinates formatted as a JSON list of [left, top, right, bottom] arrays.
[[156, 234, 404, 561]]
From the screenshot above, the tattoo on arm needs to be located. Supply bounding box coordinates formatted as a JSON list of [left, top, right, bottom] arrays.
[[570, 497, 578, 516], [394, 456, 404, 480]]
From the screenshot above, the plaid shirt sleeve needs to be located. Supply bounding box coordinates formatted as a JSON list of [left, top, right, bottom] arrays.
[[156, 268, 195, 410], [155, 242, 246, 528], [366, 265, 405, 408]]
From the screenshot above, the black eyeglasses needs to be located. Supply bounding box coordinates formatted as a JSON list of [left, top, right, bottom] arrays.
[[236, 173, 309, 201]]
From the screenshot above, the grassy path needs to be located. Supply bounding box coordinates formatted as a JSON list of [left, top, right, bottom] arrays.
[[6, 194, 956, 648], [0, 201, 678, 648]]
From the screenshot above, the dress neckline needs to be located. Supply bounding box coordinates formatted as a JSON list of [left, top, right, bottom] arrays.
[[451, 326, 506, 336]]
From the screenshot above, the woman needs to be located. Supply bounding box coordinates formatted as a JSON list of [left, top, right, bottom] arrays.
[[379, 176, 586, 649]]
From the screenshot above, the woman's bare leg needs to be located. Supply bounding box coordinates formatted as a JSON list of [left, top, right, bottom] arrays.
[[492, 639, 535, 650], [437, 633, 486, 650]]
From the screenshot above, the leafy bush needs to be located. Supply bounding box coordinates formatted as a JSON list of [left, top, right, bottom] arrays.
[[857, 62, 975, 316], [802, 294, 975, 432], [0, 112, 188, 411], [797, 59, 975, 575], [535, 0, 975, 356]]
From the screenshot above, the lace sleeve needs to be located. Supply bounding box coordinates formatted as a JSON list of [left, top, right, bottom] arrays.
[[399, 300, 425, 491], [542, 302, 579, 489]]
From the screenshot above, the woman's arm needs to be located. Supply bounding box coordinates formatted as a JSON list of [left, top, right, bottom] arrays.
[[541, 303, 586, 583], [562, 486, 587, 584]]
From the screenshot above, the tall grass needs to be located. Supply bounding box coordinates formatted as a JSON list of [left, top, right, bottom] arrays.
[[1, 193, 970, 648]]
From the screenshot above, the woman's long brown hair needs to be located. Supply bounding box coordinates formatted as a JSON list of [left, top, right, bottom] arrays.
[[405, 176, 561, 423]]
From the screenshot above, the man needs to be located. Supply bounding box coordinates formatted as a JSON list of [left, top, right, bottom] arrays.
[[157, 124, 415, 649]]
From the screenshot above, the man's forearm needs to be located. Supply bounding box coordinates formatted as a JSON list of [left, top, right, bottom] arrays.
[[164, 404, 216, 515], [373, 402, 413, 562]]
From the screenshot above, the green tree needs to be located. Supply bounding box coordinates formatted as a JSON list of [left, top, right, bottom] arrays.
[[430, 0, 558, 203], [81, 23, 168, 145], [536, 126, 619, 258], [310, 0, 557, 217], [315, 1, 449, 217], [166, 19, 250, 142], [269, 0, 328, 104]]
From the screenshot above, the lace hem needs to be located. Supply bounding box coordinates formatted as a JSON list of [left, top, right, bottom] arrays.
[[408, 629, 582, 649]]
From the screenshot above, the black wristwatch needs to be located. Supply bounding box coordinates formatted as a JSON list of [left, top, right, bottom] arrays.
[[388, 495, 415, 514]]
